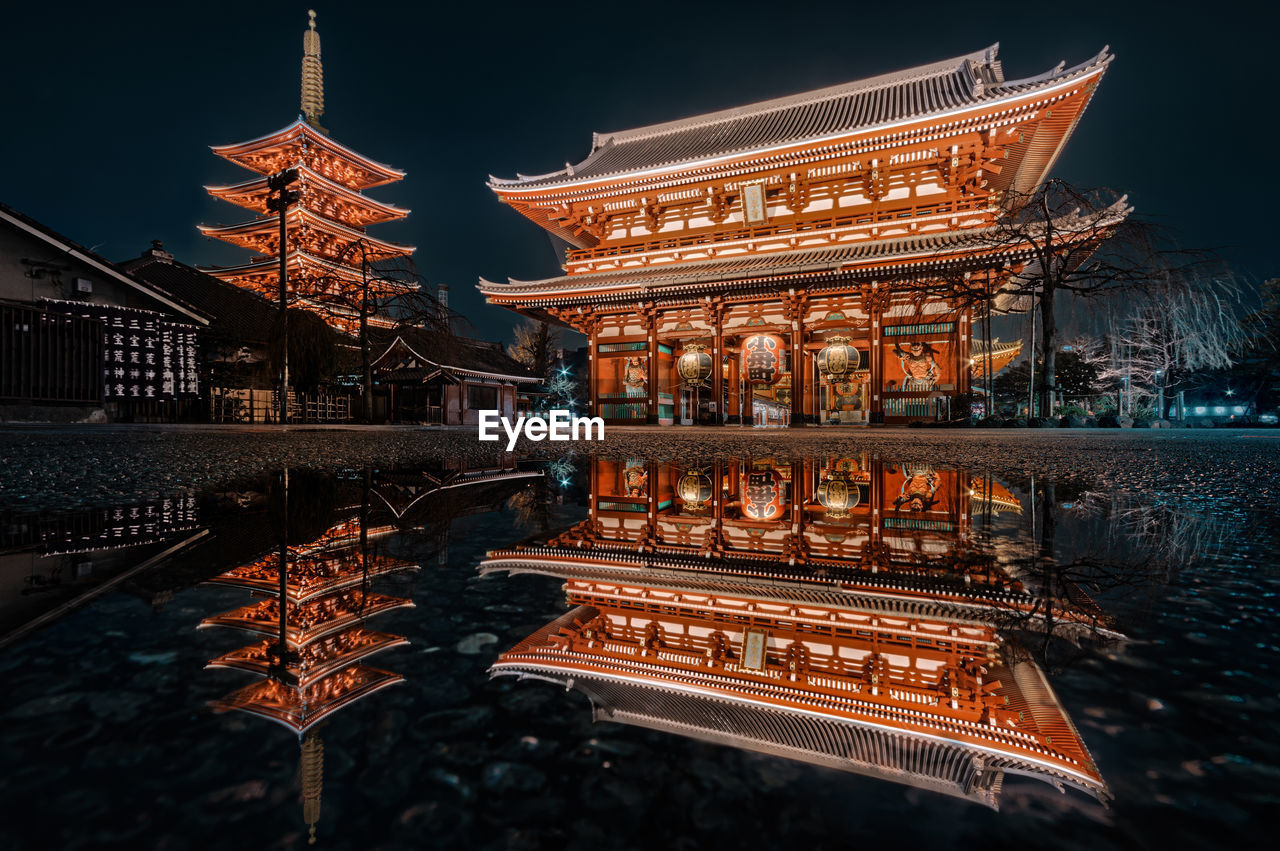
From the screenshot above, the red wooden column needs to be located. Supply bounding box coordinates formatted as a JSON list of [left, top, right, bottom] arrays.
[[710, 305, 725, 426], [583, 314, 601, 420], [645, 307, 659, 425], [865, 283, 886, 425], [956, 303, 971, 406], [787, 291, 807, 428]]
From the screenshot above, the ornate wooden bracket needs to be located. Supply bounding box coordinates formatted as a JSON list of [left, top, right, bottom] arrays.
[[859, 285, 890, 316]]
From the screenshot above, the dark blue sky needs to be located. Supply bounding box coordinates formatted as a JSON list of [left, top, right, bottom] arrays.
[[1, 1, 1272, 344]]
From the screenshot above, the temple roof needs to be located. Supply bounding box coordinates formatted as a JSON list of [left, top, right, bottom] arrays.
[[479, 199, 1130, 310], [198, 206, 415, 261], [212, 118, 406, 189], [480, 225, 1022, 306], [491, 44, 1111, 190], [492, 606, 1107, 804], [206, 166, 411, 227], [211, 664, 403, 733], [370, 329, 542, 383], [201, 247, 415, 288], [120, 248, 279, 343], [206, 551, 419, 603]]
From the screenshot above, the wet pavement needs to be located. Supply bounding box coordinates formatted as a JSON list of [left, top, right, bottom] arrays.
[[0, 438, 1276, 849]]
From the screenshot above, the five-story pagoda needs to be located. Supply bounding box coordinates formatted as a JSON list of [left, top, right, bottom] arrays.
[[200, 10, 415, 334]]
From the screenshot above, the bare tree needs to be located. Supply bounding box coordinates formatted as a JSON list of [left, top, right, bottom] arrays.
[[1238, 278, 1280, 412], [973, 179, 1235, 415], [1098, 273, 1248, 417], [299, 239, 462, 422], [506, 320, 558, 378]]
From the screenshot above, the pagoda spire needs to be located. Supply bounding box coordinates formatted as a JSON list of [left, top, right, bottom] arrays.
[[301, 9, 326, 133]]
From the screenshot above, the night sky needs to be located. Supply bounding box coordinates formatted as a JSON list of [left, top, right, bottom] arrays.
[[1, 0, 1273, 345]]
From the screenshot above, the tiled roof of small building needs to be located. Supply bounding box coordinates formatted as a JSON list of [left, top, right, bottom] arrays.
[[121, 249, 281, 344]]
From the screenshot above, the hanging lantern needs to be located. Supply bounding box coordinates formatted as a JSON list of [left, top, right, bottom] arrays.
[[677, 467, 714, 511], [677, 344, 713, 389], [741, 333, 785, 385], [816, 469, 860, 519], [741, 468, 785, 520], [816, 336, 860, 382]]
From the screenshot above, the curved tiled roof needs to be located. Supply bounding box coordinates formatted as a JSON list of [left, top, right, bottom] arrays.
[[491, 44, 1111, 190], [480, 226, 1009, 301]]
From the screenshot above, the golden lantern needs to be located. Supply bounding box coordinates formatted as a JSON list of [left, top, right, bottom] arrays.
[[816, 336, 860, 382], [816, 469, 860, 519], [677, 467, 714, 511], [677, 344, 713, 389], [741, 333, 785, 384]]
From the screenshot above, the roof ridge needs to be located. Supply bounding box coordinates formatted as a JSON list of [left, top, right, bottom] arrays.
[[591, 44, 1000, 150]]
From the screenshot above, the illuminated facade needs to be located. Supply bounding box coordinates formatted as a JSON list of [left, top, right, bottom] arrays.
[[486, 459, 1113, 806], [481, 45, 1115, 424], [200, 11, 415, 334]]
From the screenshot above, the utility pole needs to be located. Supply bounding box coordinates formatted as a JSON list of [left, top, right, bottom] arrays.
[[266, 168, 299, 425]]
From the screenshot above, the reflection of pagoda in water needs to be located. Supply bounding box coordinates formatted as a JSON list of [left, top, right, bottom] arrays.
[[201, 475, 416, 842], [486, 458, 1112, 808]]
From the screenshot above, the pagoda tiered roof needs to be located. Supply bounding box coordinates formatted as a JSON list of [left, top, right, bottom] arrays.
[[206, 550, 419, 603], [970, 338, 1024, 379], [207, 166, 410, 227], [211, 118, 405, 189], [491, 44, 1110, 195], [199, 589, 414, 647], [203, 249, 416, 299], [211, 664, 404, 733], [200, 12, 413, 335], [198, 207, 414, 264], [207, 628, 408, 686]]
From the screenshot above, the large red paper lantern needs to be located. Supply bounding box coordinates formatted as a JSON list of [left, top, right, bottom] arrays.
[[741, 468, 785, 520], [741, 334, 784, 385]]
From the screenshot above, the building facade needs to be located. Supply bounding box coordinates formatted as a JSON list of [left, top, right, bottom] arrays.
[[370, 332, 539, 425], [481, 45, 1114, 424], [0, 203, 208, 421]]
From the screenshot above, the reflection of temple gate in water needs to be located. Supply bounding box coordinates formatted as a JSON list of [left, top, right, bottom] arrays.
[[485, 457, 1113, 808]]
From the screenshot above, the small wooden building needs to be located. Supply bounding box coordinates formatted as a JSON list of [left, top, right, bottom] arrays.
[[371, 332, 540, 425], [0, 202, 209, 422]]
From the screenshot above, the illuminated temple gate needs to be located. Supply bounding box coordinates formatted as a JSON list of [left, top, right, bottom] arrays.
[[481, 45, 1114, 424]]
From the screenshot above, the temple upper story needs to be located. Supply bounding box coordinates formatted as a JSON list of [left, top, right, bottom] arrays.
[[487, 44, 1112, 272]]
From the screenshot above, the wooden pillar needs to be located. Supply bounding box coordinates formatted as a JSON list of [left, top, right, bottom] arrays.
[[711, 311, 724, 426], [645, 309, 659, 425], [788, 293, 806, 428], [957, 305, 971, 400], [587, 320, 599, 420], [867, 283, 885, 425], [647, 459, 659, 525], [870, 457, 883, 546], [790, 460, 804, 527]]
